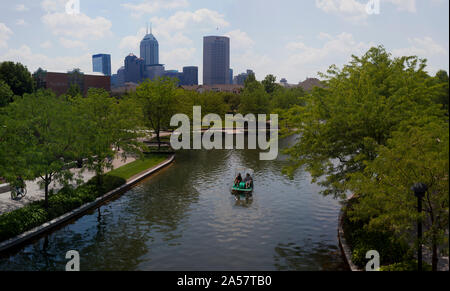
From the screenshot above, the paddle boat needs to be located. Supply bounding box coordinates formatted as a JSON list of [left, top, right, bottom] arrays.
[[232, 168, 254, 195]]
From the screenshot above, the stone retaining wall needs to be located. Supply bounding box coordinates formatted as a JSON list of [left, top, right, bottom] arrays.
[[0, 155, 175, 253]]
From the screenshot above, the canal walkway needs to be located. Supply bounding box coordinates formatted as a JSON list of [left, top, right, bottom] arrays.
[[0, 132, 173, 216], [0, 152, 136, 216]]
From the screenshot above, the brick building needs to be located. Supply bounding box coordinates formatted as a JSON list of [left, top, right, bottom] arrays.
[[34, 69, 111, 96]]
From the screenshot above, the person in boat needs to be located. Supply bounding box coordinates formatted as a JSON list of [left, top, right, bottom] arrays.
[[234, 173, 243, 186], [244, 173, 253, 189]]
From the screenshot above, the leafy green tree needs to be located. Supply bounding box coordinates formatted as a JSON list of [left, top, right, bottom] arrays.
[[270, 86, 306, 111], [0, 61, 34, 96], [262, 74, 279, 94], [239, 73, 270, 115], [284, 46, 444, 198], [75, 89, 145, 186], [433, 70, 449, 114], [0, 80, 14, 107], [136, 77, 178, 149], [1, 90, 82, 209], [348, 120, 449, 271], [67, 83, 82, 99]]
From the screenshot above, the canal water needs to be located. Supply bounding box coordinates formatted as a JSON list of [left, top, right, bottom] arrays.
[[0, 135, 347, 271]]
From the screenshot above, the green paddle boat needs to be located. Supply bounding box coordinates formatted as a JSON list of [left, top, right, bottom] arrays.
[[232, 168, 254, 194]]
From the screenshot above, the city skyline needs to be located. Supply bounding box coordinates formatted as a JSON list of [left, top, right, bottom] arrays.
[[0, 0, 449, 84]]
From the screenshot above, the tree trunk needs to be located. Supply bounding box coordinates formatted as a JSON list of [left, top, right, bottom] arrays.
[[432, 241, 438, 271], [44, 173, 49, 210], [157, 131, 161, 150]]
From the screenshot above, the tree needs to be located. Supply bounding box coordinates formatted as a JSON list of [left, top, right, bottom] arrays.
[[433, 70, 449, 114], [136, 77, 177, 149], [239, 73, 270, 115], [0, 61, 34, 96], [262, 74, 279, 94], [75, 89, 145, 186], [67, 83, 82, 98], [1, 90, 82, 209], [348, 120, 449, 271], [0, 80, 14, 107], [284, 46, 445, 198]]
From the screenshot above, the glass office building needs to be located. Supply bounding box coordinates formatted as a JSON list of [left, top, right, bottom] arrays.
[[182, 66, 198, 86], [140, 31, 159, 66], [203, 36, 230, 85], [92, 54, 111, 76]]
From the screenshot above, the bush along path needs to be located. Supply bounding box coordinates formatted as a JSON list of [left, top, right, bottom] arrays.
[[0, 153, 171, 245], [341, 196, 448, 271]]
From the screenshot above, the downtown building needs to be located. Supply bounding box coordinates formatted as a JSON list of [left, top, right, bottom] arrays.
[[92, 54, 111, 76], [203, 36, 230, 85], [34, 68, 110, 96]]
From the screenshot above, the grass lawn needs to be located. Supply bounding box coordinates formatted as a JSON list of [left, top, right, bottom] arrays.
[[107, 154, 169, 180]]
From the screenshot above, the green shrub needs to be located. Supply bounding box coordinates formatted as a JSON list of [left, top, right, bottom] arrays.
[[0, 174, 126, 243], [343, 198, 411, 268], [380, 260, 432, 271], [0, 202, 48, 242]]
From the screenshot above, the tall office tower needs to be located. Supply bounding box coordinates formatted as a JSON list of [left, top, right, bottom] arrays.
[[182, 66, 198, 85], [140, 26, 159, 66], [203, 36, 230, 85], [92, 54, 111, 76], [124, 54, 144, 83]]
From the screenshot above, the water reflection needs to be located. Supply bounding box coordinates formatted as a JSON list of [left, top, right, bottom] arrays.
[[0, 136, 347, 271]]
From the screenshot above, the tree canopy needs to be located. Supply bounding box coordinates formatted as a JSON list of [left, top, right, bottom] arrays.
[[0, 61, 34, 97]]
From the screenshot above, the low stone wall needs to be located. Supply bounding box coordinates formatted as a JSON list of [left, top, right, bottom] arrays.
[[0, 183, 10, 194], [0, 155, 175, 253], [338, 203, 362, 271]]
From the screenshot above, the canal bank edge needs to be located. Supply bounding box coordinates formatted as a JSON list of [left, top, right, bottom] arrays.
[[338, 195, 362, 271], [0, 154, 175, 253]]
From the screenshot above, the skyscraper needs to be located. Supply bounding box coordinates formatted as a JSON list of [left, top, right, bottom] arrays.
[[203, 36, 230, 85], [92, 54, 111, 76], [140, 26, 159, 66], [182, 66, 198, 86], [124, 54, 144, 83]]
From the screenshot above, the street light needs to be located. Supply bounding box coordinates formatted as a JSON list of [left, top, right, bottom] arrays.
[[411, 182, 428, 271]]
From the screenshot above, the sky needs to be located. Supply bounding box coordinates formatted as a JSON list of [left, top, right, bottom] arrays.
[[0, 0, 448, 84]]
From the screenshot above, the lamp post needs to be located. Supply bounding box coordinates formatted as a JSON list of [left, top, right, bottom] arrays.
[[411, 183, 428, 271]]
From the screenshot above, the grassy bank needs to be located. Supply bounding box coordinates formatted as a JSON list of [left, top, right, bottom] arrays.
[[0, 154, 170, 244], [108, 154, 168, 180]]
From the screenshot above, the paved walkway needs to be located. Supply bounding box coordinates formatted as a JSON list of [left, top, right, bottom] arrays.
[[0, 132, 173, 216], [0, 152, 136, 216]]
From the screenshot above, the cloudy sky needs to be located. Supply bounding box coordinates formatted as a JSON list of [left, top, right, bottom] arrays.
[[0, 0, 448, 84]]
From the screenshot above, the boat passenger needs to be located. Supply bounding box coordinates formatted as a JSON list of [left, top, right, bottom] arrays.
[[244, 173, 253, 189], [234, 173, 243, 186]]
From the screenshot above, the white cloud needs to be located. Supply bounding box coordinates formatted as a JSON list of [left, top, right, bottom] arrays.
[[122, 0, 189, 17], [40, 41, 53, 49], [392, 37, 447, 57], [0, 23, 13, 48], [0, 45, 92, 73], [40, 0, 67, 13], [384, 0, 416, 13], [15, 4, 29, 12], [41, 12, 112, 39], [225, 29, 255, 51], [59, 37, 87, 50], [15, 19, 27, 26], [119, 27, 146, 51], [315, 0, 417, 23], [161, 47, 196, 69], [315, 0, 368, 23]]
